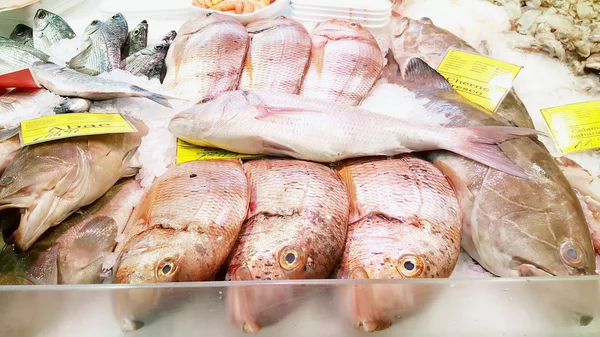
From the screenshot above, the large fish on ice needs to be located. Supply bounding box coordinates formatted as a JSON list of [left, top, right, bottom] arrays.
[[299, 19, 384, 106], [169, 90, 541, 178], [382, 52, 595, 277], [0, 178, 142, 285], [0, 117, 148, 251], [113, 159, 249, 284], [226, 159, 350, 333], [163, 13, 249, 101], [390, 15, 534, 129], [239, 17, 312, 94], [335, 156, 461, 331]]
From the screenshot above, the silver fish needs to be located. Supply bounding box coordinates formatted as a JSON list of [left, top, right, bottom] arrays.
[[105, 13, 128, 47], [122, 20, 148, 58], [68, 20, 121, 75], [9, 24, 33, 47], [0, 37, 49, 74], [53, 98, 92, 114], [123, 41, 170, 78], [32, 9, 76, 53]]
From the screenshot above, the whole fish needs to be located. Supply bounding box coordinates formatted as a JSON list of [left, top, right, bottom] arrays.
[[105, 13, 128, 47], [68, 20, 122, 75], [163, 13, 249, 101], [239, 17, 312, 94], [123, 41, 170, 78], [9, 24, 33, 47], [113, 159, 249, 284], [390, 15, 534, 128], [0, 117, 148, 251], [32, 9, 76, 54], [335, 156, 461, 331], [148, 31, 177, 82], [225, 159, 350, 332], [299, 19, 383, 106], [383, 54, 595, 277], [0, 37, 49, 74], [169, 90, 540, 178], [0, 178, 142, 285], [0, 128, 20, 176], [31, 62, 174, 108], [122, 20, 148, 58]]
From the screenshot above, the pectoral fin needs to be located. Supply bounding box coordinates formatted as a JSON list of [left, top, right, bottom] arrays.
[[65, 216, 118, 270]]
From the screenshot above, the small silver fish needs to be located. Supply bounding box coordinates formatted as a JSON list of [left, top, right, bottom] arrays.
[[32, 9, 76, 53], [122, 20, 148, 58], [9, 24, 33, 47], [68, 20, 121, 75]]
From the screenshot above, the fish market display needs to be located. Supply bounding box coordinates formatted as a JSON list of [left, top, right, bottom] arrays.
[[9, 24, 33, 47], [163, 13, 249, 101], [385, 54, 595, 277], [169, 90, 540, 178], [122, 40, 172, 79], [239, 17, 312, 94], [390, 15, 535, 129], [113, 159, 249, 283], [335, 156, 461, 331], [105, 13, 128, 47], [0, 178, 142, 285], [122, 20, 148, 58], [226, 159, 349, 332], [68, 19, 122, 75], [0, 36, 49, 74], [299, 19, 384, 106], [31, 62, 174, 107], [0, 117, 148, 251], [32, 9, 76, 54]]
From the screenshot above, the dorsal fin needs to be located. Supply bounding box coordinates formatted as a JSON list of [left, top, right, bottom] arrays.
[[402, 57, 455, 92]]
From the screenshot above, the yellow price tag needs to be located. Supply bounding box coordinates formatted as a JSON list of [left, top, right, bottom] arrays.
[[437, 49, 522, 112], [20, 113, 137, 146], [176, 139, 263, 164], [541, 100, 600, 153]]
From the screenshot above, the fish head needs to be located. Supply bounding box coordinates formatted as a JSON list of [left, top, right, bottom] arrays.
[[229, 243, 311, 281], [131, 21, 148, 39], [106, 13, 128, 31], [33, 9, 55, 31], [313, 19, 376, 43], [162, 30, 177, 43], [10, 24, 32, 39], [114, 228, 207, 284], [391, 16, 475, 72], [0, 143, 85, 251], [84, 20, 105, 36]]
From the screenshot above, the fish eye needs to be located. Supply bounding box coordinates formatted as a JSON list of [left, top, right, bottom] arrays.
[[92, 20, 101, 25], [206, 12, 213, 17], [278, 246, 303, 271], [560, 241, 584, 267], [133, 29, 140, 36], [156, 259, 177, 278], [156, 45, 164, 50], [350, 22, 357, 27], [0, 176, 14, 186], [201, 98, 211, 104], [397, 254, 424, 278], [16, 28, 24, 36]]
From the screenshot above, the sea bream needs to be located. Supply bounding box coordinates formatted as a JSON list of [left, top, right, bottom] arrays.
[[68, 19, 122, 75], [381, 52, 595, 277], [105, 13, 128, 47], [0, 37, 49, 75], [0, 178, 142, 285], [299, 19, 384, 106], [9, 24, 33, 47], [390, 15, 534, 129], [0, 117, 148, 251], [226, 159, 350, 333], [169, 90, 541, 178], [113, 159, 249, 284], [239, 17, 312, 94], [32, 9, 76, 54], [122, 20, 148, 58], [163, 13, 249, 101]]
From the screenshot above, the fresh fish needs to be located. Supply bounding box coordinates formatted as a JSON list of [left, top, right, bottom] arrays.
[[226, 159, 350, 332], [390, 15, 534, 129], [9, 24, 33, 47], [163, 13, 249, 101], [68, 20, 121, 75], [0, 128, 20, 176], [32, 9, 76, 54], [0, 178, 142, 285], [31, 62, 174, 108], [105, 13, 128, 47], [122, 20, 148, 58], [384, 54, 595, 277], [0, 36, 49, 74], [161, 30, 177, 44], [0, 117, 148, 251], [299, 19, 383, 106], [147, 31, 177, 82], [169, 90, 541, 178], [239, 17, 312, 94], [335, 156, 461, 331], [122, 41, 170, 78], [113, 159, 249, 284], [53, 98, 92, 114]]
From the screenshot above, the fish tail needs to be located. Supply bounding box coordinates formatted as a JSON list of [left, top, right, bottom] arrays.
[[130, 85, 174, 108], [444, 126, 544, 179]]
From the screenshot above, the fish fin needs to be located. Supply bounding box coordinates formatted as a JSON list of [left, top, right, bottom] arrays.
[[67, 43, 93, 70], [0, 127, 19, 142], [517, 264, 553, 277], [402, 57, 455, 92], [27, 244, 60, 285], [381, 49, 404, 85], [260, 138, 301, 157], [336, 165, 361, 222], [66, 216, 118, 270], [443, 126, 544, 179], [478, 40, 491, 55], [129, 85, 176, 108], [122, 147, 141, 177], [254, 105, 315, 120]]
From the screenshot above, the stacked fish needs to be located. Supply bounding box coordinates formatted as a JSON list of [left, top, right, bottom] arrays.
[[0, 9, 598, 335]]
